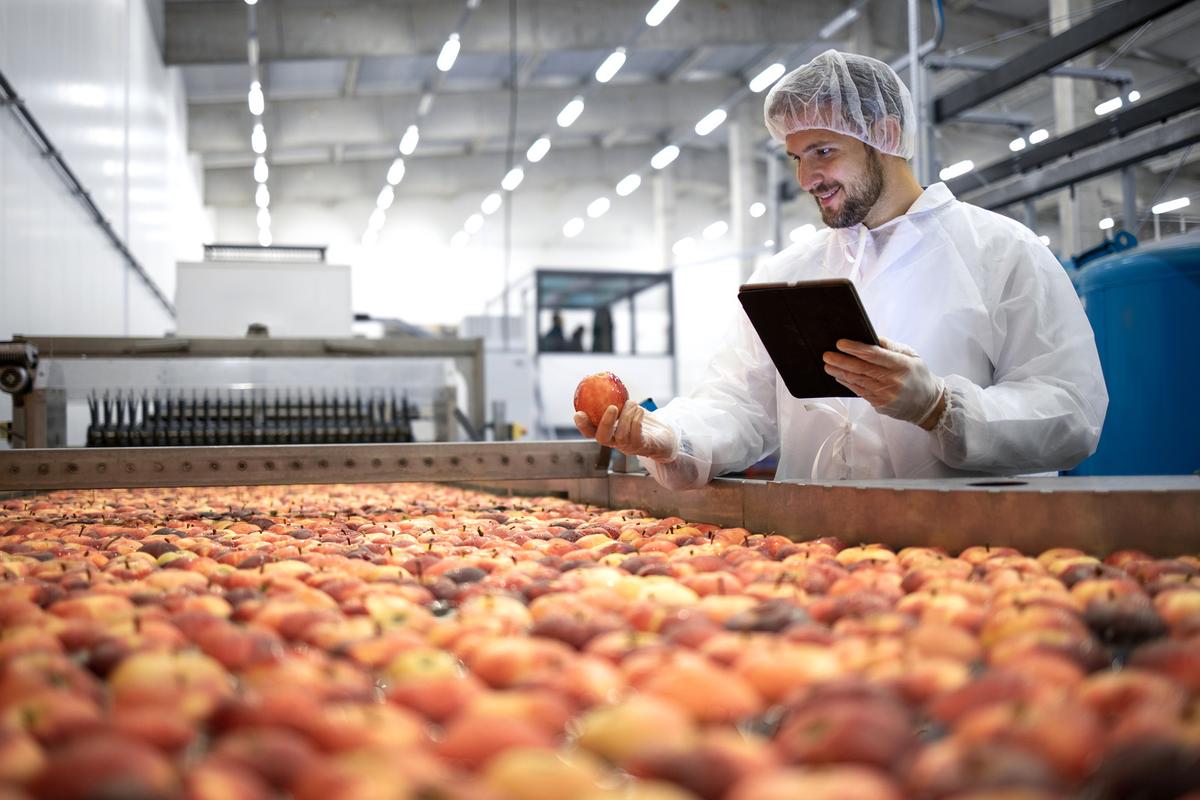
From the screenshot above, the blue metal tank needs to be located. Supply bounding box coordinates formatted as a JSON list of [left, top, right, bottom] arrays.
[[1071, 231, 1200, 475]]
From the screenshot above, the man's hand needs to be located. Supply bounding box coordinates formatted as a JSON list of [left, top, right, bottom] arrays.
[[822, 338, 946, 429], [574, 400, 678, 461]]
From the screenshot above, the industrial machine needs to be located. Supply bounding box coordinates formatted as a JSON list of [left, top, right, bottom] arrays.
[[0, 335, 488, 449]]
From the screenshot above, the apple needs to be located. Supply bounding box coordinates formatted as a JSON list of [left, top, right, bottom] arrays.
[[185, 756, 274, 800], [28, 733, 180, 800], [575, 695, 697, 765], [727, 765, 905, 800], [483, 746, 608, 800], [573, 372, 630, 427], [775, 686, 915, 771], [903, 738, 1063, 798]]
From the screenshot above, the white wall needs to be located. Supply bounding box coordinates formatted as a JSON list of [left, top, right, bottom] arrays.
[[0, 0, 208, 438]]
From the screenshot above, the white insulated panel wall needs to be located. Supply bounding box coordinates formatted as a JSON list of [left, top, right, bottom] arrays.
[[0, 0, 207, 442]]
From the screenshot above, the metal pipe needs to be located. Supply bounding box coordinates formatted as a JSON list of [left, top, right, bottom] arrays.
[[1121, 166, 1138, 234], [908, 0, 923, 182], [767, 153, 783, 255]]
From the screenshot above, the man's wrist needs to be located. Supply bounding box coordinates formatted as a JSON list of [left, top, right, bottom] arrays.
[[917, 387, 947, 431]]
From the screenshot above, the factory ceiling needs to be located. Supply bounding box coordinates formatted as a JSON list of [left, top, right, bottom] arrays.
[[167, 0, 1200, 209]]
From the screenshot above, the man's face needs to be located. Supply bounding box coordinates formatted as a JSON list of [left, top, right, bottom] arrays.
[[785, 129, 885, 228]]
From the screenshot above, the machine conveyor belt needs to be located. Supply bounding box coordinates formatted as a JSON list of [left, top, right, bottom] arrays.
[[1, 442, 1197, 557]]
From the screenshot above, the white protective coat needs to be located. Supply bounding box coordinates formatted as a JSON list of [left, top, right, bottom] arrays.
[[642, 183, 1109, 489]]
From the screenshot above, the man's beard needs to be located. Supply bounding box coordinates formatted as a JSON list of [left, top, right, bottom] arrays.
[[813, 146, 885, 228]]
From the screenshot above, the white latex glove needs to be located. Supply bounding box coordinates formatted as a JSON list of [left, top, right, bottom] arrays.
[[574, 400, 679, 461], [822, 337, 945, 428]]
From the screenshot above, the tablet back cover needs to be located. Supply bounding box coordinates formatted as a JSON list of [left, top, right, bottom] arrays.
[[736, 279, 879, 399]]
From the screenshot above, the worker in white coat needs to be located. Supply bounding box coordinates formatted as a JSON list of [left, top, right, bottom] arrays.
[[575, 50, 1108, 489]]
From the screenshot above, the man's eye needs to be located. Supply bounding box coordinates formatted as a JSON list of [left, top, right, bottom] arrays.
[[818, 148, 832, 157]]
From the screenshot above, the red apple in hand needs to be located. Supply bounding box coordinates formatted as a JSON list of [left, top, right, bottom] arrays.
[[573, 371, 629, 427]]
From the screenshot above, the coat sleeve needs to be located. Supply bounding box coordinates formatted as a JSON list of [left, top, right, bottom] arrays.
[[639, 297, 784, 491], [930, 236, 1109, 473]]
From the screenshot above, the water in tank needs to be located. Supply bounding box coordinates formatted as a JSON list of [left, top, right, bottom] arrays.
[[1071, 230, 1200, 475]]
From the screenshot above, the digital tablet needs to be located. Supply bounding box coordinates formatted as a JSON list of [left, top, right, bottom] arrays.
[[737, 279, 880, 399]]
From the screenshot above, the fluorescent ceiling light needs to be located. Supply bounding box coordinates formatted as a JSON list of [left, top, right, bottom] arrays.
[[418, 92, 434, 116], [1098, 217, 1114, 230], [789, 224, 816, 242], [1094, 96, 1123, 116], [651, 144, 680, 170], [1009, 137, 1026, 152], [595, 48, 627, 83], [1128, 90, 1141, 103], [703, 220, 728, 240], [464, 213, 484, 233], [764, 239, 775, 247], [256, 208, 270, 229], [557, 97, 585, 128], [526, 137, 551, 163], [819, 8, 860, 39], [258, 228, 271, 246], [615, 173, 642, 196], [361, 229, 378, 247], [749, 63, 786, 93], [254, 184, 270, 209], [368, 208, 385, 230], [1038, 235, 1050, 246], [694, 108, 727, 136], [563, 217, 584, 238], [376, 185, 394, 210], [481, 192, 502, 215], [749, 202, 766, 218], [245, 0, 257, 6], [398, 125, 420, 155], [586, 197, 611, 218], [1028, 128, 1049, 144], [671, 236, 697, 257], [386, 158, 406, 185], [1152, 196, 1190, 215], [253, 156, 268, 184], [436, 33, 461, 72], [450, 231, 469, 249], [645, 0, 680, 27], [938, 159, 974, 181], [250, 124, 267, 154], [501, 167, 525, 191], [247, 81, 264, 116]]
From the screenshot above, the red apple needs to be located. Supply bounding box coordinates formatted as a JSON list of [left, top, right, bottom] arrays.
[[573, 371, 630, 427]]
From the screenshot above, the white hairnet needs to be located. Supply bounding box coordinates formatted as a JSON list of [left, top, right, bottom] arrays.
[[764, 49, 916, 159]]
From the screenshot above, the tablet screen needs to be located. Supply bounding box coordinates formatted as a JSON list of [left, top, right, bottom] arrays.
[[737, 279, 880, 399]]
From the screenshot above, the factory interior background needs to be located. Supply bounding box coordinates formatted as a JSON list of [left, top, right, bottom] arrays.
[[1, 0, 1197, 473]]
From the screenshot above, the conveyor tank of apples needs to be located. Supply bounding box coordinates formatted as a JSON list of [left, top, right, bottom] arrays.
[[1, 440, 1199, 799]]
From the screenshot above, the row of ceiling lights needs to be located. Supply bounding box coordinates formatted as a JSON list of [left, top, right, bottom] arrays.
[[447, 0, 687, 250], [464, 22, 849, 251], [244, 0, 271, 246], [362, 0, 482, 247]]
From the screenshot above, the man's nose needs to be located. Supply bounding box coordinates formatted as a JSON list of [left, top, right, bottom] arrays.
[[797, 161, 822, 192]]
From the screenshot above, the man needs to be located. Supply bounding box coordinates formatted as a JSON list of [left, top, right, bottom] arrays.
[[575, 50, 1107, 489]]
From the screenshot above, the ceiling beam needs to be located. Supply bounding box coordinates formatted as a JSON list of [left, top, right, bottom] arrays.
[[165, 0, 834, 65]]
